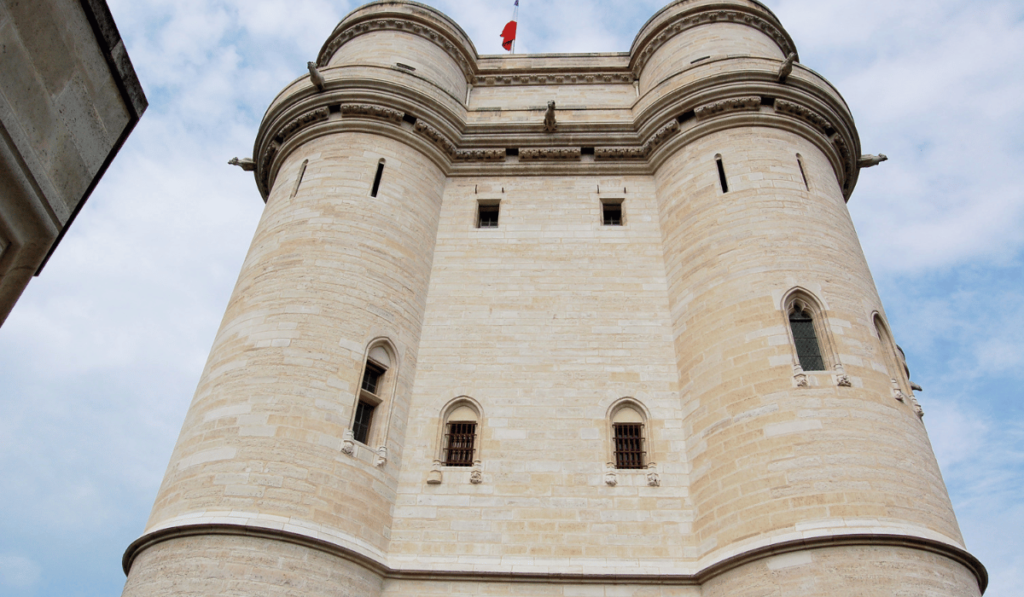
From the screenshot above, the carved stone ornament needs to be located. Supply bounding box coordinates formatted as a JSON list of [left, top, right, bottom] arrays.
[[475, 72, 633, 87], [777, 52, 797, 83], [228, 157, 256, 172], [774, 99, 833, 134], [519, 147, 582, 161], [832, 134, 856, 185], [858, 154, 888, 168], [427, 460, 443, 485], [375, 446, 388, 468], [646, 464, 661, 487], [597, 120, 682, 161], [413, 121, 505, 162], [307, 61, 326, 92], [910, 395, 924, 418], [605, 469, 618, 487], [695, 97, 761, 121], [632, 9, 795, 76], [543, 101, 557, 133], [274, 107, 331, 144], [794, 364, 808, 388], [341, 429, 355, 456], [470, 470, 483, 484], [892, 380, 906, 403], [340, 103, 404, 124], [834, 364, 852, 387], [318, 17, 473, 81]]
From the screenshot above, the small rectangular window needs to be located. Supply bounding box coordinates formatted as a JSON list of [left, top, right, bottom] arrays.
[[613, 423, 645, 469], [444, 422, 477, 467], [352, 401, 376, 444], [478, 203, 499, 228], [361, 361, 386, 395], [602, 202, 623, 226], [370, 162, 385, 197]]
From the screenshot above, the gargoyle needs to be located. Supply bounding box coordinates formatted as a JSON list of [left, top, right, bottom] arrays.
[[307, 61, 326, 92], [228, 157, 256, 171], [543, 100, 557, 132], [777, 52, 797, 83], [858, 154, 888, 168]]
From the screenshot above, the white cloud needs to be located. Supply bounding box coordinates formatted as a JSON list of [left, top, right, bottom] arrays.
[[0, 555, 42, 589]]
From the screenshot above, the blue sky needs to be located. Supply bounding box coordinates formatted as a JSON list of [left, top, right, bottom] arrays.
[[0, 0, 1021, 595]]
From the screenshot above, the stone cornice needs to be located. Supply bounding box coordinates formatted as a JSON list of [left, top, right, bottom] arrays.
[[413, 121, 504, 162], [473, 72, 634, 87], [122, 524, 987, 593], [774, 98, 833, 134], [596, 120, 680, 160], [630, 3, 797, 77], [340, 103, 405, 123]]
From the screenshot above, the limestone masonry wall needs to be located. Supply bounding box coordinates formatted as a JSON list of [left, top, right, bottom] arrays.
[[122, 1, 984, 595]]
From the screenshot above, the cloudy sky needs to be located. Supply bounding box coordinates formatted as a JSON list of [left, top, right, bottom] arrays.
[[1, 0, 1022, 594]]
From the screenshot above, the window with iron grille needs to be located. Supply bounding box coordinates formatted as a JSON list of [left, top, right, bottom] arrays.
[[361, 361, 386, 394], [352, 400, 375, 444], [790, 307, 825, 371], [444, 422, 477, 466], [603, 202, 622, 226], [613, 423, 645, 469], [478, 203, 499, 228]]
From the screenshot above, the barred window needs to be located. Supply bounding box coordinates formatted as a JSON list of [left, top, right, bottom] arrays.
[[789, 307, 825, 371], [444, 422, 477, 467], [613, 422, 645, 469]]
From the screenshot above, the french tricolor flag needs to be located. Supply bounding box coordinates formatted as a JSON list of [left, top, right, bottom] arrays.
[[501, 0, 519, 52]]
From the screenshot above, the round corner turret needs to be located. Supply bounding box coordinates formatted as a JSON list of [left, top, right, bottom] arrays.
[[630, 0, 797, 95], [316, 0, 479, 101]]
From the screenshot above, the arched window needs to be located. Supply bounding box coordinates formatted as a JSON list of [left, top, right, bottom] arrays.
[[782, 289, 836, 374], [351, 342, 395, 445], [608, 400, 650, 470], [436, 397, 483, 468], [789, 305, 824, 371]]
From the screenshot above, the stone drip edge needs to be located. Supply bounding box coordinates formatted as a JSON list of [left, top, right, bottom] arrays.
[[121, 524, 988, 593]]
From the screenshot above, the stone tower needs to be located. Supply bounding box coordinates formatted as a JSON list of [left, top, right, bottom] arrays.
[[121, 1, 986, 595]]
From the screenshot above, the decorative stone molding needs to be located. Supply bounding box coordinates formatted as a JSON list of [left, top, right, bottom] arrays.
[[695, 96, 761, 121], [475, 72, 633, 86], [774, 99, 833, 134], [341, 429, 355, 456], [274, 107, 331, 144], [646, 464, 661, 487], [605, 464, 618, 486], [794, 364, 808, 388], [834, 364, 852, 387], [832, 134, 856, 183], [595, 120, 680, 161], [413, 121, 505, 162], [318, 17, 473, 82], [910, 395, 925, 418], [375, 446, 388, 468], [632, 9, 796, 76], [520, 147, 582, 161], [470, 462, 483, 484], [427, 460, 442, 484], [340, 103, 404, 124]]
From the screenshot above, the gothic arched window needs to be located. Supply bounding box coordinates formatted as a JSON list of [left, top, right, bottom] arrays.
[[789, 305, 825, 371]]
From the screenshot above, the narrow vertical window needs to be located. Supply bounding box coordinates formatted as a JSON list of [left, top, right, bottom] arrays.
[[789, 307, 825, 371], [352, 401, 376, 444], [360, 361, 386, 394], [716, 154, 729, 193], [797, 154, 809, 191], [444, 422, 477, 466], [292, 159, 309, 198], [370, 160, 385, 197], [478, 202, 499, 228], [602, 201, 623, 226], [613, 423, 645, 469]]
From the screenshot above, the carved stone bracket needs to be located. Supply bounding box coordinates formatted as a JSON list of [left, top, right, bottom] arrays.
[[834, 364, 852, 387], [646, 463, 661, 487], [520, 147, 582, 161], [475, 72, 633, 86], [318, 17, 473, 81], [596, 119, 680, 161], [375, 446, 388, 468], [341, 429, 355, 456], [695, 97, 761, 121], [605, 465, 618, 487], [470, 461, 483, 485], [632, 9, 795, 76], [774, 99, 833, 134], [413, 121, 505, 162], [910, 395, 924, 418], [340, 103, 404, 124], [427, 460, 443, 485], [794, 364, 808, 388]]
